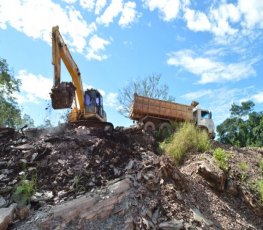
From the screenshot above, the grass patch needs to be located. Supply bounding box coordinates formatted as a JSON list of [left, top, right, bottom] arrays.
[[160, 122, 210, 164], [70, 175, 85, 192], [239, 161, 249, 183], [212, 148, 231, 171]]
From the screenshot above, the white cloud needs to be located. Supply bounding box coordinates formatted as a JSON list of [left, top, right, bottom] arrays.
[[119, 1, 137, 27], [62, 0, 77, 3], [95, 0, 107, 15], [79, 0, 95, 11], [86, 34, 110, 60], [96, 0, 123, 26], [252, 92, 263, 104], [16, 70, 53, 103], [96, 0, 137, 27], [0, 0, 96, 54], [238, 0, 263, 29], [209, 3, 239, 37], [182, 89, 213, 101], [0, 0, 138, 61], [167, 50, 257, 84], [104, 92, 118, 107], [143, 0, 181, 21], [184, 9, 211, 32], [203, 48, 226, 57], [184, 3, 240, 37], [183, 1, 263, 39]]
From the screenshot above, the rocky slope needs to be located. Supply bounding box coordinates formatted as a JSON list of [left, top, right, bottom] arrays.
[[0, 125, 262, 229]]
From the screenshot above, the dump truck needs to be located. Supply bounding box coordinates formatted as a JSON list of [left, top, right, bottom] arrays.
[[130, 94, 215, 138]]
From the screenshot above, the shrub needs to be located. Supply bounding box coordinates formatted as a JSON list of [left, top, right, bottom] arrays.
[[212, 148, 231, 171], [160, 122, 210, 164], [12, 174, 37, 205], [259, 159, 263, 175], [257, 179, 263, 203]]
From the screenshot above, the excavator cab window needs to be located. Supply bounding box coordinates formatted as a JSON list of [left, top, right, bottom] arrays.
[[84, 89, 104, 116], [85, 94, 91, 105]]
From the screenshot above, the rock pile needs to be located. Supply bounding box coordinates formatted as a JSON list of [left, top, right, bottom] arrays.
[[0, 125, 262, 229]]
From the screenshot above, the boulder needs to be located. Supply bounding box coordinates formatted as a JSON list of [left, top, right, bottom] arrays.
[[40, 178, 131, 229], [197, 162, 226, 192], [0, 206, 15, 230]]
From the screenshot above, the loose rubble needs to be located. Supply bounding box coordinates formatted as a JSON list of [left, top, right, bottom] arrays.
[[0, 125, 262, 229]]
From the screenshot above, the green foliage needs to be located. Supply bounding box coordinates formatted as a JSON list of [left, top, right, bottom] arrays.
[[212, 148, 231, 171], [0, 58, 34, 128], [230, 101, 255, 117], [0, 58, 20, 99], [160, 123, 210, 164], [217, 101, 263, 147], [257, 179, 263, 203], [12, 174, 37, 205], [239, 161, 249, 182], [259, 159, 263, 175], [71, 175, 85, 192], [118, 74, 175, 117]]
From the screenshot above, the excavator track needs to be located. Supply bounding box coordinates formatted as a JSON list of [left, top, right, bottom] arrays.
[[67, 120, 114, 131]]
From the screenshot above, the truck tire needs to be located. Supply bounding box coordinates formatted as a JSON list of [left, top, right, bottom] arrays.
[[143, 121, 156, 133]]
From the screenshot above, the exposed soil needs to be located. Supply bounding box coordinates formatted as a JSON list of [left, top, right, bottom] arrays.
[[0, 125, 263, 229]]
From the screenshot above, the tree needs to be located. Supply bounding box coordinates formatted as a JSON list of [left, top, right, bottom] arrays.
[[217, 101, 263, 147], [230, 100, 255, 117], [118, 74, 174, 117], [21, 114, 35, 128], [0, 58, 34, 128]]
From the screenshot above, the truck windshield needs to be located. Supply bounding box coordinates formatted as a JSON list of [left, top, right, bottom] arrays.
[[201, 111, 211, 119]]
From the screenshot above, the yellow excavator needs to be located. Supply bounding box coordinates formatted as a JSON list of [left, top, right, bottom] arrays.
[[50, 26, 113, 129]]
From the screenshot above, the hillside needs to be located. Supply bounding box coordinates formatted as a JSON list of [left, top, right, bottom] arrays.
[[0, 125, 263, 229]]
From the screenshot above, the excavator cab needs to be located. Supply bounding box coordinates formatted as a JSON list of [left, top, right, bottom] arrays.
[[50, 82, 76, 109], [84, 89, 106, 120]]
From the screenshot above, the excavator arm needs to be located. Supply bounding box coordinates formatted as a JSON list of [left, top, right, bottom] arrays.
[[51, 26, 84, 111], [50, 26, 111, 128]]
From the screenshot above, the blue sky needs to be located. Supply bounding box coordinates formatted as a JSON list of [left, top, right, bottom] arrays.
[[0, 0, 263, 129]]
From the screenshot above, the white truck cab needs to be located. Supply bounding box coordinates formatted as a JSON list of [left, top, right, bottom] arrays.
[[193, 108, 215, 138]]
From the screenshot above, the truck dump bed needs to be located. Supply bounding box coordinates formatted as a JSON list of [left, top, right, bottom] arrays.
[[130, 94, 194, 122]]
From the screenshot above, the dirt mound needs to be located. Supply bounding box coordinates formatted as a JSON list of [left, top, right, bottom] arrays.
[[0, 126, 263, 229]]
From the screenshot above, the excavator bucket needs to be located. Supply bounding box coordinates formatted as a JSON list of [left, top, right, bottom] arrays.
[[50, 82, 76, 109]]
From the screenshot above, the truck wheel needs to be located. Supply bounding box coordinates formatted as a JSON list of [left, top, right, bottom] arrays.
[[159, 122, 172, 132], [143, 121, 156, 133], [159, 122, 172, 138]]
